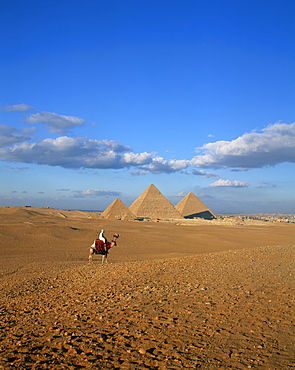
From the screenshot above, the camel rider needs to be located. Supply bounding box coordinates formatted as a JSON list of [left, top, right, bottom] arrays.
[[98, 229, 106, 244]]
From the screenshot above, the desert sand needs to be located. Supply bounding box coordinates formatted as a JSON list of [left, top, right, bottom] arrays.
[[0, 207, 294, 369]]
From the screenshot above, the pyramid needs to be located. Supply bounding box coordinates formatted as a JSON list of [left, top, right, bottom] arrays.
[[129, 184, 183, 219], [100, 198, 136, 220], [175, 192, 215, 219]]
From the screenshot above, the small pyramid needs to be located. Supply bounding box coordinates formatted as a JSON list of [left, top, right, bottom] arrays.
[[100, 198, 136, 220], [129, 184, 183, 219], [175, 192, 215, 219]]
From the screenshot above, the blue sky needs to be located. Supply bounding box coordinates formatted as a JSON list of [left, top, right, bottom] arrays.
[[1, 0, 294, 213]]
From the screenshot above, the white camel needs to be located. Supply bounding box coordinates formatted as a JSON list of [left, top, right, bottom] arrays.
[[88, 233, 120, 264]]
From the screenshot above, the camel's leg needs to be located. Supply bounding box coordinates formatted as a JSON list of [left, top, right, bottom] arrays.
[[101, 254, 108, 265], [88, 249, 93, 263]]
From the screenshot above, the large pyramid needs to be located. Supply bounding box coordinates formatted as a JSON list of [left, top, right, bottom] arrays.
[[175, 192, 215, 219], [100, 198, 136, 220], [129, 184, 183, 219]]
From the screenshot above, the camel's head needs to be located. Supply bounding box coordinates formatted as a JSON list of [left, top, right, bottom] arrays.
[[111, 234, 120, 245]]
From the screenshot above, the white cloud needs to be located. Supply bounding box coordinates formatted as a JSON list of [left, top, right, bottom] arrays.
[[121, 152, 153, 165], [209, 179, 250, 187], [255, 182, 276, 188], [72, 189, 120, 198], [190, 169, 220, 179], [144, 157, 189, 174], [27, 112, 85, 133], [2, 104, 34, 112], [197, 193, 214, 199], [174, 191, 187, 197], [130, 170, 149, 176], [0, 124, 32, 148], [191, 122, 295, 170]]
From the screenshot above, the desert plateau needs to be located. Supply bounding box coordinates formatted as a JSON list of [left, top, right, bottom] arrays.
[[0, 206, 294, 369]]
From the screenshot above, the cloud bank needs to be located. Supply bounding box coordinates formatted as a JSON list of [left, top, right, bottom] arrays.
[[0, 136, 143, 169], [191, 122, 295, 170], [1, 113, 294, 175]]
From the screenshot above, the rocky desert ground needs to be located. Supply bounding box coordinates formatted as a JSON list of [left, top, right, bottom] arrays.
[[0, 207, 294, 369]]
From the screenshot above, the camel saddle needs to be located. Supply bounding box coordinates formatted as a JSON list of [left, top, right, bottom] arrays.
[[94, 239, 106, 253]]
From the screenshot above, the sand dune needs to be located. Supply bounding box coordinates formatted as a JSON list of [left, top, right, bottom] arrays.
[[0, 207, 294, 369]]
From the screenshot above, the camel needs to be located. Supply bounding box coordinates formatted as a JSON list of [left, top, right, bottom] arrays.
[[88, 233, 120, 264]]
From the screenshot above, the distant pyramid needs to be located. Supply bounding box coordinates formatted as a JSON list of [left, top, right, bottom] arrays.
[[129, 184, 183, 219], [175, 192, 215, 219], [100, 198, 136, 220]]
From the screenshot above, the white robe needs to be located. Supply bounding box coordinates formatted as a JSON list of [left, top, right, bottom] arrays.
[[98, 229, 106, 243]]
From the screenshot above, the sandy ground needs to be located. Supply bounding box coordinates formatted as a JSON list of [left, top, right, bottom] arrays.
[[0, 207, 294, 369]]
